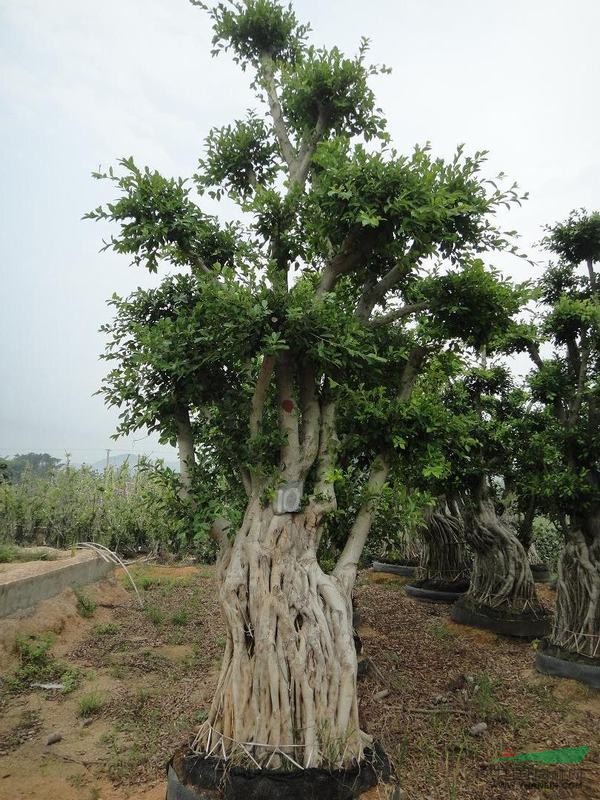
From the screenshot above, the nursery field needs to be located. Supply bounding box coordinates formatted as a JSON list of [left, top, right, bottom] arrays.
[[3, 0, 600, 796], [0, 564, 598, 800]]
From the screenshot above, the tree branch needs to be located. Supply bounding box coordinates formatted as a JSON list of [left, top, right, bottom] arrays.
[[209, 516, 233, 578], [276, 351, 301, 479], [209, 516, 231, 552], [250, 355, 276, 438], [312, 399, 339, 514], [526, 342, 544, 370], [259, 54, 296, 173], [240, 466, 252, 498], [356, 262, 407, 319], [259, 55, 328, 190], [525, 342, 568, 423], [366, 301, 429, 328], [333, 453, 390, 593], [355, 247, 422, 320], [399, 345, 429, 401], [192, 255, 213, 276], [299, 364, 321, 475], [565, 334, 582, 380], [174, 402, 196, 503], [293, 110, 328, 189], [316, 229, 377, 296], [568, 336, 589, 427], [247, 355, 276, 494], [586, 256, 597, 293]]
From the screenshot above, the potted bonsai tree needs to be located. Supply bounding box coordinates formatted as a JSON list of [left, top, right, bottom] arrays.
[[89, 1, 528, 794], [447, 366, 551, 637], [521, 211, 600, 687]]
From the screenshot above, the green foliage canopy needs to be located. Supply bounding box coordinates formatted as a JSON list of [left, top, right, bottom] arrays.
[[89, 0, 527, 540]]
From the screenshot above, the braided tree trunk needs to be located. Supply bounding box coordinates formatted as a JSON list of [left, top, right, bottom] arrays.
[[193, 497, 369, 770], [397, 527, 421, 562], [512, 498, 535, 555], [510, 499, 547, 566], [419, 502, 470, 587], [463, 498, 544, 616], [551, 520, 600, 660]]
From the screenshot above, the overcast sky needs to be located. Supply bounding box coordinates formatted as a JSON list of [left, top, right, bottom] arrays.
[[1, 0, 598, 464]]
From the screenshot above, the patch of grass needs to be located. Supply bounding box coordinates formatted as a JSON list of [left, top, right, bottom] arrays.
[[524, 681, 556, 707], [78, 691, 105, 718], [109, 664, 126, 679], [4, 634, 80, 695], [15, 632, 55, 665], [171, 610, 189, 626], [523, 680, 571, 716], [102, 728, 147, 782], [133, 573, 194, 591], [429, 714, 482, 757], [138, 649, 171, 672], [183, 643, 205, 670], [109, 680, 178, 772], [60, 667, 80, 694], [469, 672, 517, 725], [443, 744, 465, 800], [160, 580, 180, 596], [107, 743, 145, 782], [145, 605, 165, 625], [412, 727, 443, 763], [66, 774, 87, 789], [94, 622, 119, 636], [470, 673, 498, 716], [389, 735, 410, 773], [168, 630, 186, 646], [133, 687, 153, 709], [136, 574, 162, 591], [429, 620, 457, 641], [0, 544, 56, 563], [193, 709, 208, 725], [0, 544, 23, 563], [375, 578, 408, 591], [75, 589, 97, 618], [197, 566, 213, 578]]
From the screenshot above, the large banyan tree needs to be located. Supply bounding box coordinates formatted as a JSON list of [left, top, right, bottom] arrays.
[[89, 0, 525, 772], [394, 359, 548, 627], [521, 211, 600, 674], [443, 366, 549, 636]]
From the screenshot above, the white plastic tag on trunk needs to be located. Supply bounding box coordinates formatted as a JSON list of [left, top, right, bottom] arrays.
[[274, 481, 303, 514]]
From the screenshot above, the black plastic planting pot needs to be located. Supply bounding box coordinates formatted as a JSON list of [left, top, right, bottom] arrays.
[[371, 558, 418, 578], [166, 744, 391, 800], [450, 597, 552, 639], [536, 644, 600, 689], [530, 563, 552, 583], [405, 580, 468, 603]]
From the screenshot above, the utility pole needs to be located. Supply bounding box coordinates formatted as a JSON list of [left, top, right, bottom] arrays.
[[105, 449, 111, 470]]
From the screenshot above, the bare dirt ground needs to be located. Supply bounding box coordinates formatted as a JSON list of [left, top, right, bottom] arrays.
[[0, 564, 598, 800]]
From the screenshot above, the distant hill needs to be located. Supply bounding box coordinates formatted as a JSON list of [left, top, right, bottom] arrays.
[[87, 453, 179, 473]]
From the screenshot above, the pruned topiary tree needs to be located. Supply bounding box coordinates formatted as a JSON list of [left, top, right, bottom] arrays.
[[431, 363, 549, 634], [419, 498, 471, 590], [89, 0, 527, 773], [521, 210, 600, 667]]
